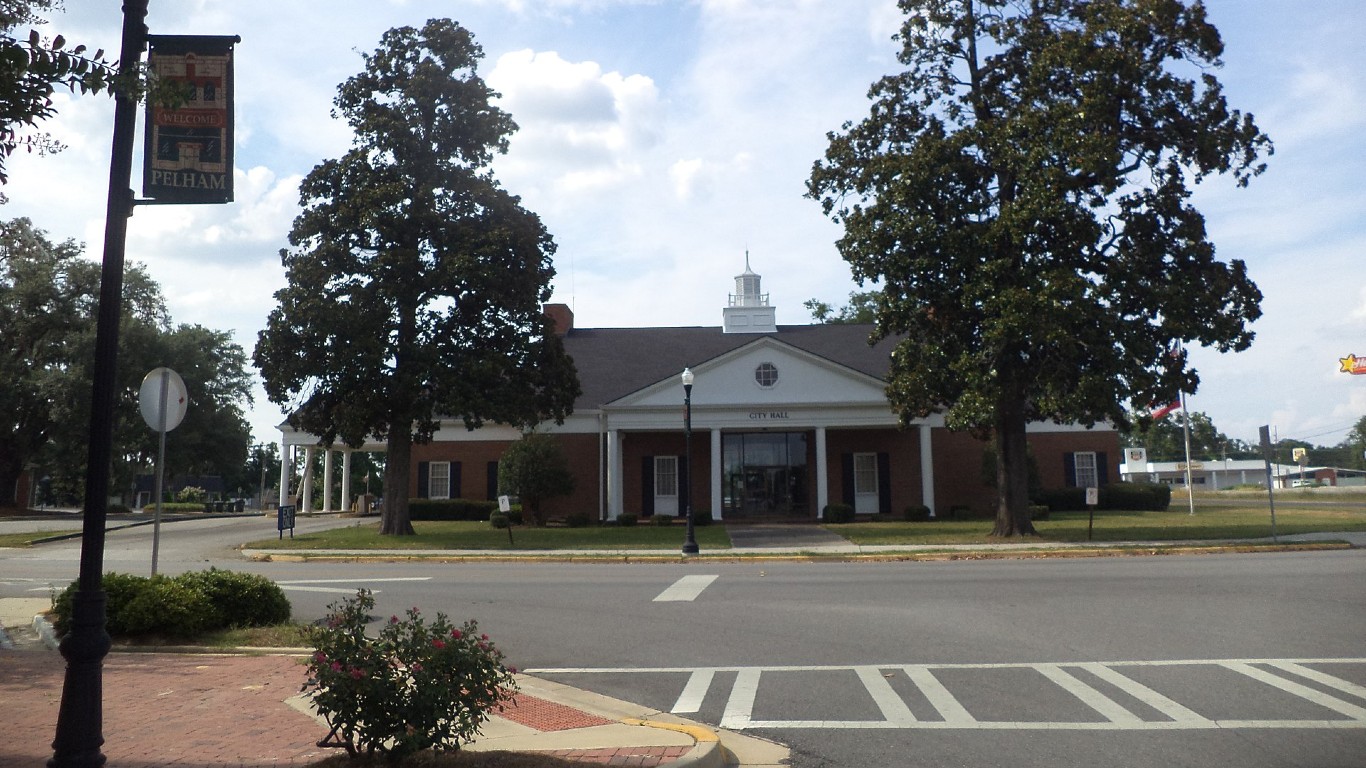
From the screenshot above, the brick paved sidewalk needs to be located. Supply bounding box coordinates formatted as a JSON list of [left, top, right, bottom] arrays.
[[1, 650, 329, 767]]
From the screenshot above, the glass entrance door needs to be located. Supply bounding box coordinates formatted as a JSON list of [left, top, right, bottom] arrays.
[[723, 432, 809, 518]]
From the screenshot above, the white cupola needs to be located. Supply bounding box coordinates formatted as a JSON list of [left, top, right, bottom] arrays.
[[723, 252, 778, 333]]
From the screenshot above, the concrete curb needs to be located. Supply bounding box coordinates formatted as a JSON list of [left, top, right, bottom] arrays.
[[620, 718, 722, 768]]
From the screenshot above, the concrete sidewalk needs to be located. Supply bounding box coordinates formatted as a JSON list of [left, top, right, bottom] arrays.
[[0, 599, 785, 767]]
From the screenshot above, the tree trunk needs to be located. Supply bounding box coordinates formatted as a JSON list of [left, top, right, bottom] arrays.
[[990, 390, 1037, 537], [380, 426, 416, 536]]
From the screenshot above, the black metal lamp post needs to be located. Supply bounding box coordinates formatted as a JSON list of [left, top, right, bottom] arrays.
[[681, 368, 699, 555]]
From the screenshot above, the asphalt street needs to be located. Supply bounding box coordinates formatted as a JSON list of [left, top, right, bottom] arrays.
[[2, 514, 1363, 767]]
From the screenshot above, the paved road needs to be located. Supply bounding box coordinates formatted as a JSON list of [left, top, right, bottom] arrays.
[[3, 516, 1364, 766]]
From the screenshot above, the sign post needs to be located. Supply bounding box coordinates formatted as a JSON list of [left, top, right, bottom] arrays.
[[1259, 425, 1278, 542], [1085, 486, 1099, 541], [138, 367, 188, 575]]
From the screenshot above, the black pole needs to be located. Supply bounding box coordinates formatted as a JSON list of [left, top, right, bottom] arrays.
[[682, 380, 698, 555], [50, 2, 148, 766]]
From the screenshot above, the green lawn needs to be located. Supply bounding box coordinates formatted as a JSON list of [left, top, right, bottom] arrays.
[[825, 505, 1366, 546], [245, 520, 733, 551]]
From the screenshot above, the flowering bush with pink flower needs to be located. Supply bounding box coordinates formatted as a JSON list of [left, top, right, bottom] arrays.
[[303, 589, 517, 758]]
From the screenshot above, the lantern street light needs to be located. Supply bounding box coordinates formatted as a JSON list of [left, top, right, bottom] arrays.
[[681, 368, 699, 555]]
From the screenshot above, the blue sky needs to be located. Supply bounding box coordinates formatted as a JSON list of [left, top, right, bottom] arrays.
[[8, 0, 1364, 452]]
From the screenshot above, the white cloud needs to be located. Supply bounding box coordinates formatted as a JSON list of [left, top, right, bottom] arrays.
[[488, 49, 661, 197]]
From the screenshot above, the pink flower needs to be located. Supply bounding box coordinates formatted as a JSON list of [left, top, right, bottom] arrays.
[[390, 615, 399, 624], [350, 667, 365, 680], [451, 629, 463, 640], [432, 639, 446, 649], [508, 666, 518, 674], [314, 652, 327, 663], [330, 662, 343, 672], [480, 633, 489, 641], [411, 662, 423, 673]]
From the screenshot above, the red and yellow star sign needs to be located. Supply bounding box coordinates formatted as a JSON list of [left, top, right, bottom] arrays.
[[1341, 354, 1366, 375]]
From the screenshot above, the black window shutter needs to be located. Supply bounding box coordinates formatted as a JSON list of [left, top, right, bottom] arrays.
[[487, 462, 499, 501], [841, 454, 855, 506], [641, 455, 655, 515], [417, 461, 430, 498], [451, 461, 462, 499], [877, 452, 892, 515], [1063, 453, 1076, 488], [1097, 452, 1109, 485]]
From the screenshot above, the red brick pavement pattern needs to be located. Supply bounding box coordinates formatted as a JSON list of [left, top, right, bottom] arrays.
[[536, 746, 691, 766], [0, 650, 330, 767], [499, 693, 615, 732]]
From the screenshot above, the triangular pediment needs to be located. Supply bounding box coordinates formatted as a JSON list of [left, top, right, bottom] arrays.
[[611, 336, 888, 409]]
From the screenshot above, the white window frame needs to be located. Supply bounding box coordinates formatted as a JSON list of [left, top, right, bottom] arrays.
[[429, 461, 451, 500], [1073, 451, 1098, 489], [853, 453, 878, 495], [655, 456, 679, 498]]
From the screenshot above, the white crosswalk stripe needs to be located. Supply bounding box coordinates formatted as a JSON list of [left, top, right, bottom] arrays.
[[530, 658, 1366, 731]]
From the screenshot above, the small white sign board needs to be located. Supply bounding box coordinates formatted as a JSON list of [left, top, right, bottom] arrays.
[[138, 367, 187, 433], [1085, 487, 1099, 506], [498, 495, 511, 513]]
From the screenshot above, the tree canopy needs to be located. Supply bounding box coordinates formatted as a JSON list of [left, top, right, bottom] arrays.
[[808, 0, 1270, 535], [0, 1, 120, 195], [0, 217, 253, 506], [254, 19, 579, 536], [498, 431, 575, 526]]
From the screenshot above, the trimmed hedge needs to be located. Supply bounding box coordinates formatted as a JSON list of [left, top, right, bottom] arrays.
[[823, 503, 855, 524], [52, 569, 291, 639], [1034, 482, 1172, 512], [139, 502, 208, 514], [409, 498, 498, 521]]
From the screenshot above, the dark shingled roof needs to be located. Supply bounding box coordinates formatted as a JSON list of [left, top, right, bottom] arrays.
[[561, 324, 898, 408]]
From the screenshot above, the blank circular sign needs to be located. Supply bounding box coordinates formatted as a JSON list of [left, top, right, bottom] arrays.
[[139, 367, 188, 432]]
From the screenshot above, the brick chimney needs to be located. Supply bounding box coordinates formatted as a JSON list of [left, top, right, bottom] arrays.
[[543, 303, 574, 336]]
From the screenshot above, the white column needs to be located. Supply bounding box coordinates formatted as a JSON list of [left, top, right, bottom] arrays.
[[278, 443, 290, 507], [710, 429, 723, 520], [340, 450, 353, 514], [815, 427, 829, 516], [301, 447, 314, 513], [607, 430, 623, 520], [919, 424, 936, 518], [322, 449, 334, 513]]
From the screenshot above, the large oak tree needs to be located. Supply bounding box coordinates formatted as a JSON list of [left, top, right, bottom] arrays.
[[255, 20, 579, 536], [808, 0, 1270, 536]]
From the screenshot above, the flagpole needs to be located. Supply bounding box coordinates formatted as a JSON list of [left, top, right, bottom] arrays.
[[1180, 389, 1195, 515]]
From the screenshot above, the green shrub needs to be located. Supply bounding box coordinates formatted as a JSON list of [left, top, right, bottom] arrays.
[[52, 572, 151, 637], [903, 505, 931, 522], [304, 590, 516, 758], [564, 512, 590, 528], [650, 513, 674, 526], [1100, 482, 1171, 511], [691, 510, 713, 527], [108, 504, 131, 515], [1035, 487, 1087, 512], [489, 511, 510, 529], [616, 513, 638, 527], [823, 503, 855, 523], [948, 504, 973, 519], [139, 502, 209, 514], [176, 486, 208, 504], [505, 506, 524, 525], [409, 498, 498, 522], [1029, 504, 1050, 521], [175, 568, 290, 628], [118, 576, 215, 636], [52, 569, 292, 639]]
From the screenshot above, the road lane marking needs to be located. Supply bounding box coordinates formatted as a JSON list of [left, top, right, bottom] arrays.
[[654, 575, 719, 602], [1038, 664, 1141, 724], [1221, 662, 1366, 720], [275, 577, 433, 595], [857, 666, 917, 725], [1073, 662, 1209, 724], [274, 578, 433, 584], [672, 669, 716, 714], [529, 658, 1366, 731], [903, 666, 976, 724], [1268, 661, 1366, 702], [720, 668, 760, 729]]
